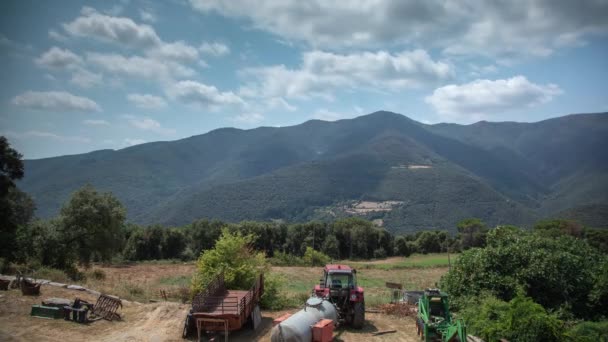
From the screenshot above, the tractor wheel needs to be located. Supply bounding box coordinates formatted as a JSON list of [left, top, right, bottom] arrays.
[[352, 301, 365, 329], [416, 318, 421, 336]]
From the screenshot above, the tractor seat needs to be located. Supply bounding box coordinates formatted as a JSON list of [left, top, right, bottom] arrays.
[[331, 279, 342, 288]]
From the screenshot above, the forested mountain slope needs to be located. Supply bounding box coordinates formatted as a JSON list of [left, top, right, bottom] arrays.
[[19, 111, 608, 233]]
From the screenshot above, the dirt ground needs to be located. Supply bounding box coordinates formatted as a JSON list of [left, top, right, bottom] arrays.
[[0, 284, 420, 342]]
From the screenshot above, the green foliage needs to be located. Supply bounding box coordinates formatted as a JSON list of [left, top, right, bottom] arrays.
[[59, 185, 126, 265], [589, 257, 608, 316], [442, 229, 605, 319], [415, 230, 447, 254], [457, 218, 488, 250], [461, 291, 563, 342], [564, 321, 608, 342], [15, 219, 77, 271], [585, 228, 608, 253], [321, 234, 340, 259], [191, 230, 267, 294], [268, 251, 305, 266], [302, 247, 331, 266], [534, 219, 584, 238], [0, 137, 34, 261], [260, 272, 291, 310]]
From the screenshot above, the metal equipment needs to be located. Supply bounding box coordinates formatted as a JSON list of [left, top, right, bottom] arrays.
[[416, 288, 466, 342], [313, 264, 365, 329], [270, 297, 338, 342]]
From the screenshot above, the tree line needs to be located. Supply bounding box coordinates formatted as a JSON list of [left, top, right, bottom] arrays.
[[2, 136, 607, 278]]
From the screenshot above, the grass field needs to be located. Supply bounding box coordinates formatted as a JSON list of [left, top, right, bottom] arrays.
[[29, 254, 454, 307], [273, 265, 448, 307]]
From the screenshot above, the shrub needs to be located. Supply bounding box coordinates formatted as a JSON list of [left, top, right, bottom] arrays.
[[302, 247, 330, 266], [268, 251, 305, 266], [260, 272, 291, 310], [564, 321, 608, 342], [461, 291, 564, 342], [441, 229, 602, 319], [191, 230, 267, 294], [373, 247, 387, 259]]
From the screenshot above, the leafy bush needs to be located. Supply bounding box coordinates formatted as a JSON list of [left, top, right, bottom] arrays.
[[441, 228, 603, 319], [268, 251, 305, 266], [373, 247, 387, 259], [461, 291, 563, 342], [302, 247, 331, 266], [564, 321, 608, 342], [191, 229, 267, 294], [260, 272, 291, 310]]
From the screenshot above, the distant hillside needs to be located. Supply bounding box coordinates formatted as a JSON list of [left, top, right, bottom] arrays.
[[18, 111, 608, 233]]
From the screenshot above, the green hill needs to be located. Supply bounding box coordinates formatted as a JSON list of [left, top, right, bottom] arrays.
[[18, 111, 608, 233]]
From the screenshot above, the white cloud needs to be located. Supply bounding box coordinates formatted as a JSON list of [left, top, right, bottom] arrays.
[[127, 93, 167, 109], [147, 40, 199, 62], [83, 119, 109, 126], [63, 7, 162, 47], [35, 47, 83, 70], [240, 49, 452, 100], [189, 0, 608, 58], [266, 97, 297, 112], [70, 68, 103, 88], [140, 9, 157, 23], [12, 91, 101, 112], [232, 112, 264, 124], [62, 8, 199, 65], [425, 76, 563, 120], [87, 52, 195, 81], [128, 117, 176, 135], [199, 42, 230, 56], [167, 80, 245, 110], [48, 30, 68, 42], [3, 130, 91, 143], [124, 138, 146, 146], [312, 109, 349, 121]]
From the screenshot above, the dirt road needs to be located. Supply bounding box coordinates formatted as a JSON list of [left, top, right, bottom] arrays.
[[0, 285, 419, 341]]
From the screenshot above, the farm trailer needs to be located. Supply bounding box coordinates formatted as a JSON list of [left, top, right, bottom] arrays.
[[183, 271, 264, 341]]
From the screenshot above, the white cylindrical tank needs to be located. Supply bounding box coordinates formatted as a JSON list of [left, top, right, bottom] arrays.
[[271, 297, 337, 342]]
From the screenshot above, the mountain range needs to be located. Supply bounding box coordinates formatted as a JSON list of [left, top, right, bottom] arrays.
[[19, 111, 608, 233]]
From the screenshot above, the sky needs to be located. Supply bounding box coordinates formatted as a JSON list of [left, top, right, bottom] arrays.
[[1, 0, 607, 159]]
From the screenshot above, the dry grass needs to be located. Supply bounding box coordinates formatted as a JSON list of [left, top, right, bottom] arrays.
[[80, 263, 195, 302]]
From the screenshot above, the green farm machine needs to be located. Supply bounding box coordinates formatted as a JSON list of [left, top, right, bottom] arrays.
[[416, 288, 466, 342]]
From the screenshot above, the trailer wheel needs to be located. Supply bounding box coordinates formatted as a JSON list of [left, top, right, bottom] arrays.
[[352, 301, 365, 329]]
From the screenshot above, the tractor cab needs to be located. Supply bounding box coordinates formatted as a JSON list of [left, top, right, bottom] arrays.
[[313, 264, 365, 329], [314, 264, 361, 299]]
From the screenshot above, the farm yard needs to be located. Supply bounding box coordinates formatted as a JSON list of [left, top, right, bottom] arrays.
[[0, 255, 450, 341]]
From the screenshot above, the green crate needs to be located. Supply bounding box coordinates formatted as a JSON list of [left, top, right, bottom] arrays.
[[31, 305, 62, 319]]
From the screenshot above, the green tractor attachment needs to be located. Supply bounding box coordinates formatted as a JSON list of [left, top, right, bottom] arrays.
[[416, 288, 466, 342]]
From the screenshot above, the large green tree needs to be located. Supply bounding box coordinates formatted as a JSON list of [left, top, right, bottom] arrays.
[[0, 136, 35, 260], [457, 218, 488, 250], [59, 185, 126, 265], [442, 226, 607, 319]]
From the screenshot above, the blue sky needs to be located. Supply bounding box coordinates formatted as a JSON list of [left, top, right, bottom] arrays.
[[1, 0, 607, 159]]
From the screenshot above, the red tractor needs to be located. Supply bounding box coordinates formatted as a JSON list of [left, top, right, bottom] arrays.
[[314, 264, 365, 329]]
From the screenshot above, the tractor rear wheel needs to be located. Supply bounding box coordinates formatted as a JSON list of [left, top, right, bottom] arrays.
[[352, 301, 365, 329]]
